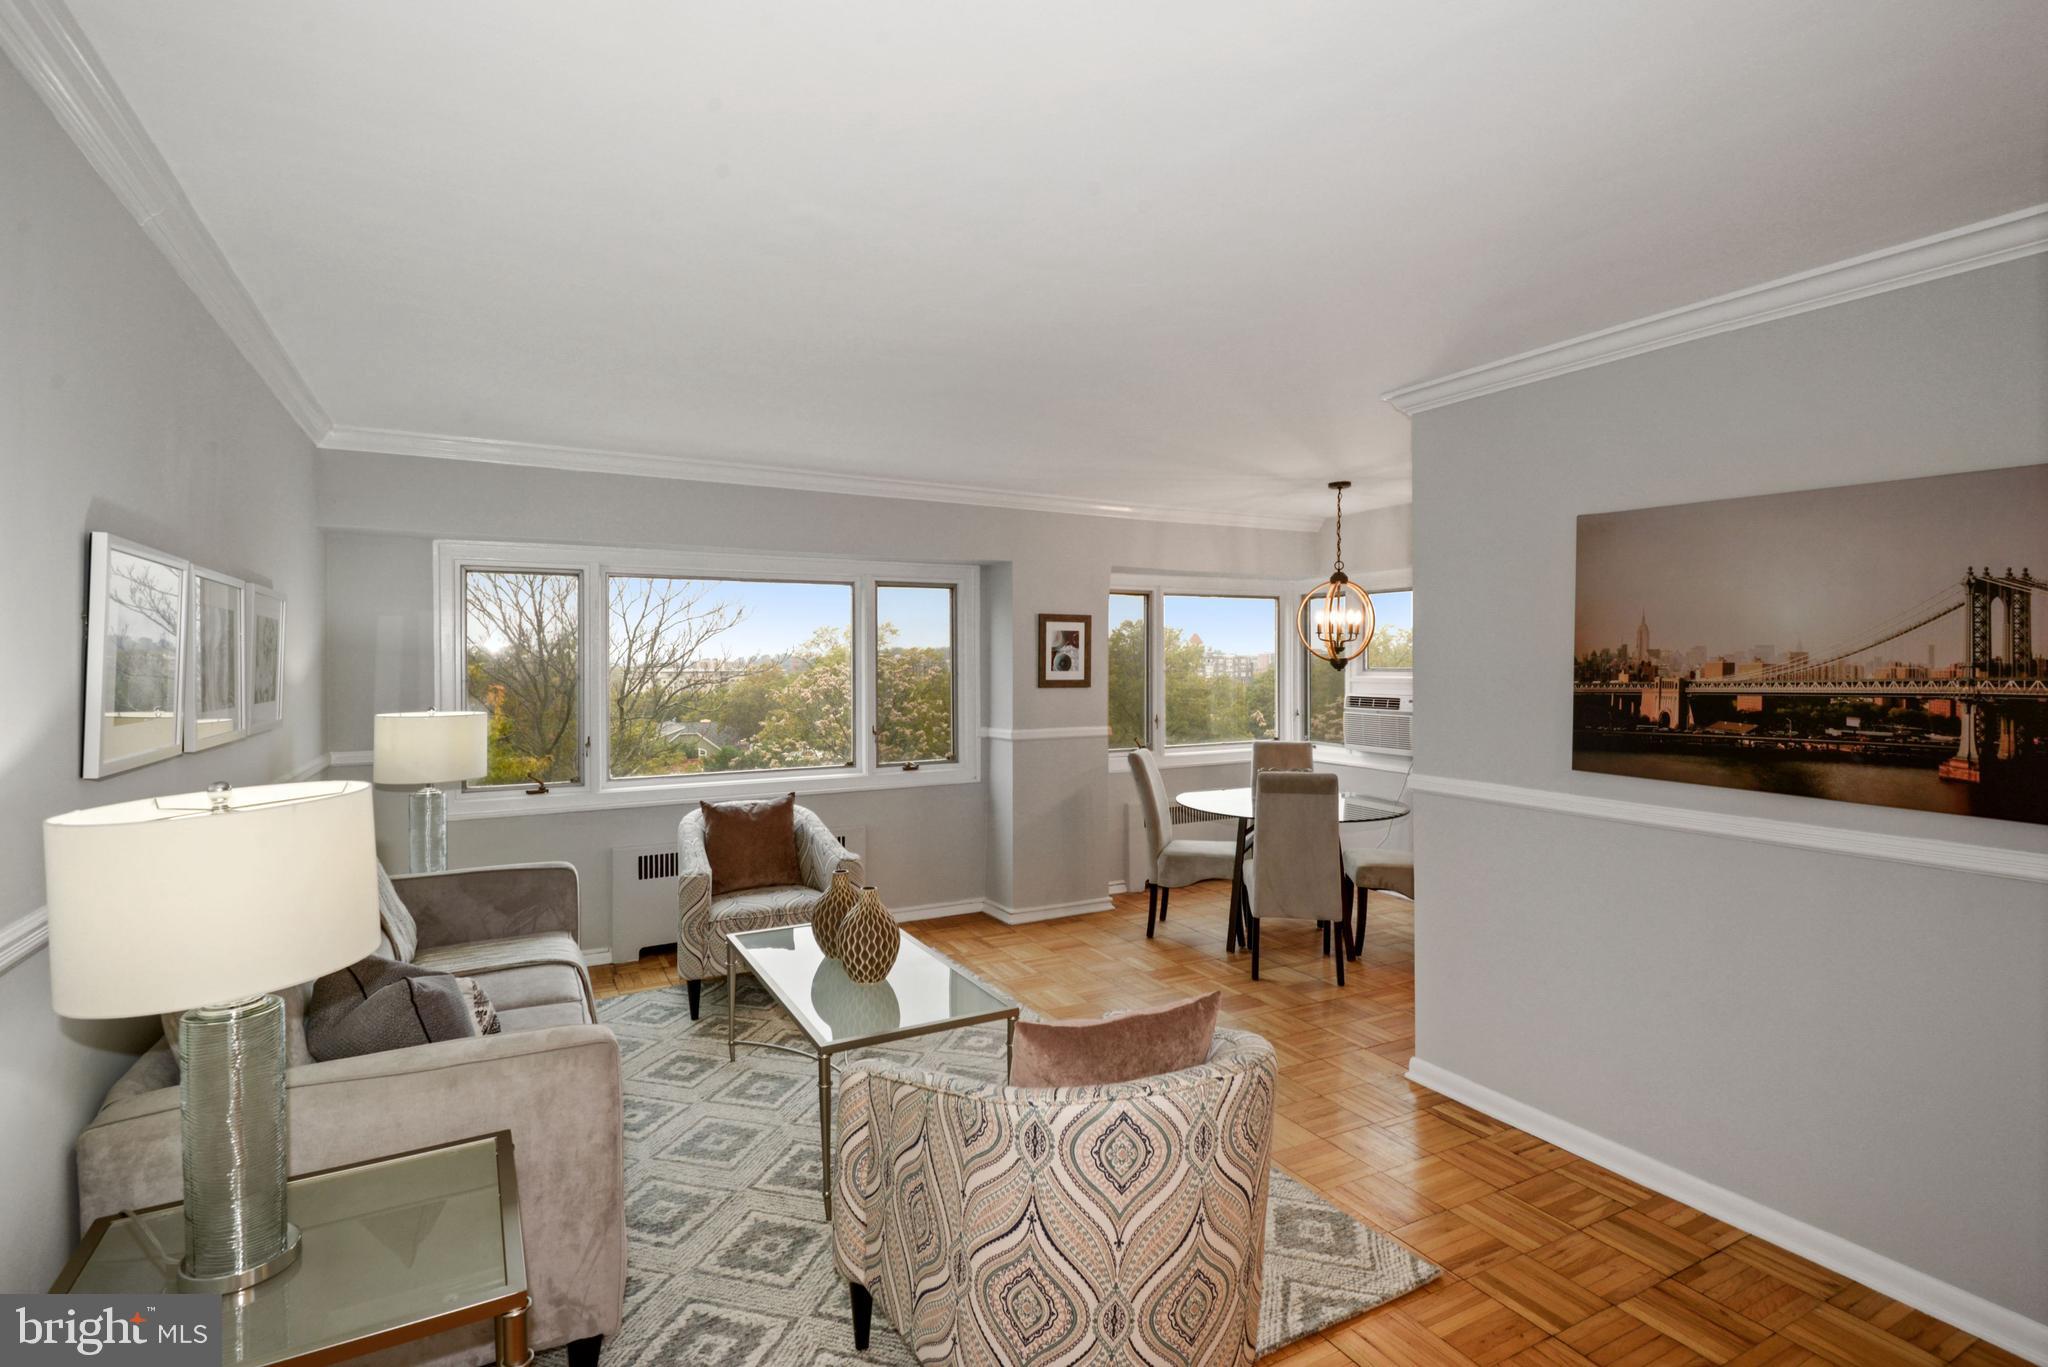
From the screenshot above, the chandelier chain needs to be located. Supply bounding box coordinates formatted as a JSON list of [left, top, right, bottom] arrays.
[[1333, 483, 1345, 573]]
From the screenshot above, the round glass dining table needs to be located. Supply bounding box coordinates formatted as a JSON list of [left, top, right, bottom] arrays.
[[1173, 787, 1410, 952]]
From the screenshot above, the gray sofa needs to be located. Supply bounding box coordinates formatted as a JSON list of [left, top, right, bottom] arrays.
[[77, 862, 624, 1367]]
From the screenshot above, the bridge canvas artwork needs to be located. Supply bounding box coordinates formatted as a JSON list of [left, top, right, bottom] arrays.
[[1573, 463, 2047, 827]]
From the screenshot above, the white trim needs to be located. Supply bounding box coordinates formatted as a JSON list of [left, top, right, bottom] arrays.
[[983, 895, 1116, 925], [330, 750, 373, 768], [892, 898, 986, 924], [326, 425, 1325, 532], [281, 752, 335, 781], [1406, 1057, 2048, 1364], [581, 946, 612, 968], [0, 909, 51, 976], [1383, 205, 2048, 415], [1406, 773, 2048, 885], [1106, 880, 1128, 897], [447, 764, 981, 821], [981, 726, 1111, 742], [1311, 746, 1414, 776], [0, 0, 330, 440]]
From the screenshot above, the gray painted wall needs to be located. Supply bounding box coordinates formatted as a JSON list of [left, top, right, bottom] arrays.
[[315, 452, 1336, 946], [0, 59, 324, 1291], [1411, 257, 2048, 1326]]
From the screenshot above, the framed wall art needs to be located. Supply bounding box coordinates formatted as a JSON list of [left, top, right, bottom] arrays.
[[186, 565, 247, 752], [1037, 613, 1092, 688], [81, 532, 187, 778], [245, 584, 286, 733]]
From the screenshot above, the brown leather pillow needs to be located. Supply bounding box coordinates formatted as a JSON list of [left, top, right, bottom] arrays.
[[701, 793, 804, 895], [1009, 991, 1220, 1088]]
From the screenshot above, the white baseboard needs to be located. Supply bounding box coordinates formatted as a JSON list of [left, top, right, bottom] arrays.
[[581, 947, 612, 967], [983, 896, 1116, 925], [892, 898, 986, 923], [1406, 1057, 2048, 1363], [1107, 880, 1129, 896], [328, 749, 373, 768]]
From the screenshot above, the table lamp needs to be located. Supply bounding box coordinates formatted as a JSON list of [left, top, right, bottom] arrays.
[[44, 780, 377, 1292], [373, 710, 488, 872]]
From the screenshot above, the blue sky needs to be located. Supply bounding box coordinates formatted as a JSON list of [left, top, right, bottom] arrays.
[[1118, 590, 1413, 656], [613, 578, 953, 658]]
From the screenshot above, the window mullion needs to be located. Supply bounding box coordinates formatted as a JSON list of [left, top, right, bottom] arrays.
[[587, 562, 609, 792], [856, 577, 878, 778]]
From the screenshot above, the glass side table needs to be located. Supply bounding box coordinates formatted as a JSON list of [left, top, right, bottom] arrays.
[[52, 1131, 532, 1366]]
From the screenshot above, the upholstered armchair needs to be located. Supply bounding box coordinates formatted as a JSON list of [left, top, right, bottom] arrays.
[[676, 803, 861, 1018], [834, 1028, 1276, 1366]]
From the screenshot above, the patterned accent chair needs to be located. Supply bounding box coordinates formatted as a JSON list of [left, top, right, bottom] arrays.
[[676, 803, 861, 1018], [834, 1028, 1276, 1365]]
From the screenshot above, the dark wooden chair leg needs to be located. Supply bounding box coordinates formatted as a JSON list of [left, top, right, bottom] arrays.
[[1145, 882, 1158, 938], [1249, 916, 1261, 980], [1335, 917, 1349, 987], [687, 979, 701, 1019], [1352, 893, 1369, 960], [850, 1281, 873, 1350], [1320, 920, 1331, 956], [1159, 885, 1171, 924], [566, 1335, 604, 1367]]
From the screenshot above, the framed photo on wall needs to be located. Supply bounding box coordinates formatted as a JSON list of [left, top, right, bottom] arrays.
[[245, 585, 286, 733], [186, 565, 247, 752], [81, 532, 187, 778], [1037, 613, 1092, 687]]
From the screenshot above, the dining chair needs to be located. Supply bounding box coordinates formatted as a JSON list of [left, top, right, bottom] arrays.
[[1340, 831, 1414, 960], [1128, 748, 1236, 938], [1250, 739, 1313, 783], [1243, 769, 1349, 983]]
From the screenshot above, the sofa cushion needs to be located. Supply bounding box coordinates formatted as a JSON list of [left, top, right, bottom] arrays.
[[701, 793, 803, 895], [1010, 991, 1221, 1088], [412, 932, 595, 1022], [709, 884, 822, 928], [493, 1001, 595, 1034], [376, 863, 419, 961], [306, 957, 480, 1062]]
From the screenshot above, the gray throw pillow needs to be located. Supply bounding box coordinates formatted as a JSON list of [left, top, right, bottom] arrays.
[[375, 864, 419, 961], [306, 956, 480, 1062]]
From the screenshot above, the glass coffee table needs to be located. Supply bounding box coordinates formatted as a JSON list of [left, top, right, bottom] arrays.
[[52, 1132, 531, 1365], [725, 924, 1019, 1222]]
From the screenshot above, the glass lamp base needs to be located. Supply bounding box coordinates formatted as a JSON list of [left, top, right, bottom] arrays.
[[408, 786, 448, 874], [178, 995, 296, 1294]]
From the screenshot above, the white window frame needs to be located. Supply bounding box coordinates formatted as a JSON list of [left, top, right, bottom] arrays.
[[1302, 571, 1413, 768], [436, 540, 980, 818], [1106, 574, 1305, 770]]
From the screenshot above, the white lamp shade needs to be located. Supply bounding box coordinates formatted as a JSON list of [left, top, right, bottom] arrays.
[[43, 782, 379, 1019], [373, 711, 489, 785]]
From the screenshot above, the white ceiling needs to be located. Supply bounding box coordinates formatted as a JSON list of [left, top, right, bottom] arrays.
[[54, 0, 2048, 523]]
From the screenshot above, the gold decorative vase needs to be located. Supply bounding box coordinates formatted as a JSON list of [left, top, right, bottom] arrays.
[[812, 868, 859, 958], [838, 885, 900, 984]]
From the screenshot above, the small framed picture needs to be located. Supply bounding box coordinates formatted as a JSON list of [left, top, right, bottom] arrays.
[[1037, 613, 1092, 687], [245, 584, 286, 733], [81, 532, 188, 778], [185, 565, 247, 752]]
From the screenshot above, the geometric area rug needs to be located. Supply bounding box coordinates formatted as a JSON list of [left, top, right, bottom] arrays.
[[538, 982, 1437, 1365]]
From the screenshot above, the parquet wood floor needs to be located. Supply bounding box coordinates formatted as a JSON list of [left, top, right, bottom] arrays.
[[591, 884, 2033, 1367]]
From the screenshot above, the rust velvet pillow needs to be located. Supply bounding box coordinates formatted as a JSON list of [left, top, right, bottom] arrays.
[[701, 793, 804, 895], [1009, 991, 1220, 1088]]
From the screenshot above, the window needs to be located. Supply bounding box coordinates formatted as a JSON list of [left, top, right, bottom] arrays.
[[609, 577, 854, 779], [465, 568, 583, 786], [440, 543, 978, 810], [876, 584, 957, 764], [1306, 651, 1347, 744], [1106, 592, 1149, 750], [1368, 590, 1413, 670], [1163, 595, 1278, 746]]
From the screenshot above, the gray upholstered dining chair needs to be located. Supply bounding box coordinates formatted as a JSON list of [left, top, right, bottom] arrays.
[[1340, 829, 1414, 960], [1128, 748, 1235, 938], [1250, 739, 1312, 783], [1244, 769, 1350, 982]]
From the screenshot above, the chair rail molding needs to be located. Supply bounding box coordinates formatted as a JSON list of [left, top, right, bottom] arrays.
[[1406, 773, 2048, 884], [1408, 1056, 2048, 1363], [1383, 204, 2048, 414], [0, 0, 330, 441], [0, 909, 51, 976]]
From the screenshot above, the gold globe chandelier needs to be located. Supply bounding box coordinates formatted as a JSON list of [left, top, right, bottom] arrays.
[[1297, 480, 1375, 671]]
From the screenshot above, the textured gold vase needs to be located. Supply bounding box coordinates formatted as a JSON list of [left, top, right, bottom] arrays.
[[812, 868, 859, 958], [838, 885, 901, 984]]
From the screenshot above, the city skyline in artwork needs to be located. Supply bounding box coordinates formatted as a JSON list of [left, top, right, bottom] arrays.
[[1572, 463, 2046, 827]]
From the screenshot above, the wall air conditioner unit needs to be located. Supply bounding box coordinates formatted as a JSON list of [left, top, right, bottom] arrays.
[[609, 825, 865, 967], [1342, 671, 1414, 755]]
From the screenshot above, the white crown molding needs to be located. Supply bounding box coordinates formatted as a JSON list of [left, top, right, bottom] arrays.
[[0, 0, 330, 441], [1408, 1057, 2048, 1363], [0, 908, 50, 977], [1383, 205, 2048, 415], [1406, 772, 2048, 884], [980, 725, 1113, 742], [322, 425, 1327, 532]]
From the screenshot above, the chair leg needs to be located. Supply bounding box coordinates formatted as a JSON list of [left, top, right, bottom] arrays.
[[1159, 885, 1171, 922], [687, 979, 701, 1019], [1145, 882, 1158, 939], [1335, 917, 1349, 987], [567, 1336, 604, 1367], [1249, 916, 1260, 980], [1352, 893, 1369, 960], [1320, 920, 1331, 956], [850, 1281, 873, 1350]]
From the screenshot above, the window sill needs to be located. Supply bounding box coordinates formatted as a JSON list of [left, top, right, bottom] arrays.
[[449, 762, 980, 821], [1311, 745, 1414, 774], [1108, 743, 1413, 776]]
